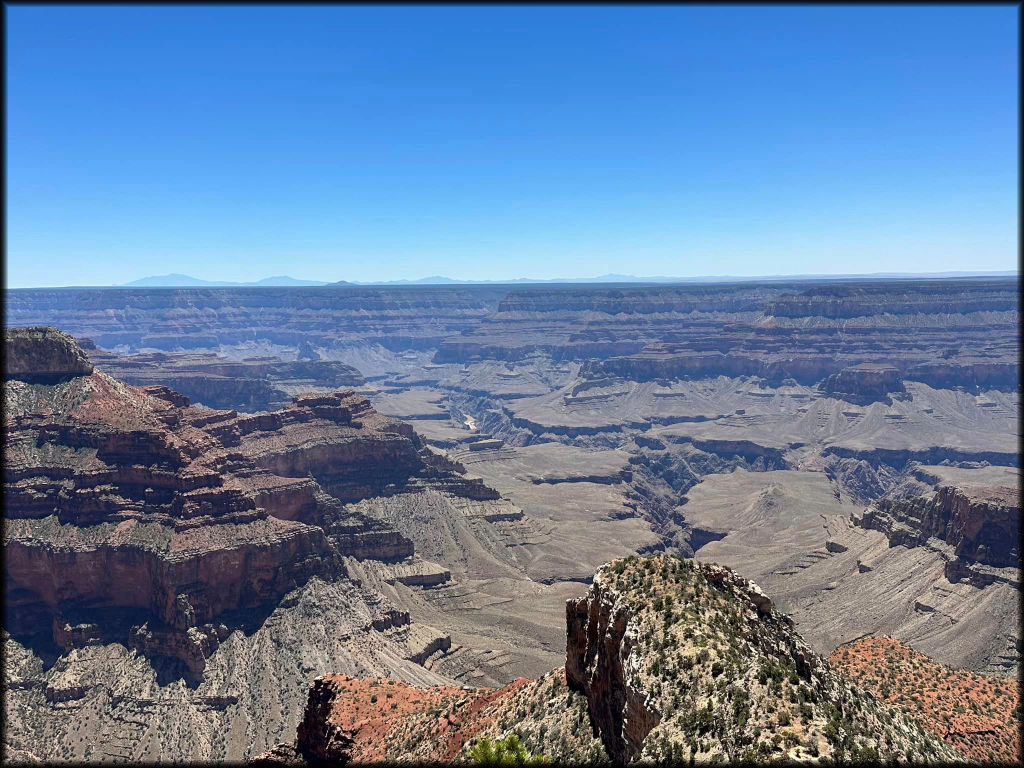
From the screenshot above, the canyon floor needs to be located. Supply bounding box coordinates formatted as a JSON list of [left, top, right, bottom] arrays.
[[3, 278, 1019, 762]]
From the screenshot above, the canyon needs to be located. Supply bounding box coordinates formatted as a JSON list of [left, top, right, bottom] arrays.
[[2, 276, 1019, 763]]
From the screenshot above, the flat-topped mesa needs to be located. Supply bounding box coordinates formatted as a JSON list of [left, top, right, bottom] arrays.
[[764, 280, 1019, 318], [818, 363, 907, 405], [904, 360, 1019, 391], [565, 555, 961, 764], [4, 326, 94, 379]]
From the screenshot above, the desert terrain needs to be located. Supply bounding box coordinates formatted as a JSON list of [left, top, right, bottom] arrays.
[[3, 277, 1019, 761]]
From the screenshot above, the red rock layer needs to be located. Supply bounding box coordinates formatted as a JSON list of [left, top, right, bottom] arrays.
[[3, 329, 471, 676]]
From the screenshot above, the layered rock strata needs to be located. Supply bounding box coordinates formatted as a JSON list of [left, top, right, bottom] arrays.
[[438, 280, 1018, 390], [6, 285, 508, 352], [855, 465, 1020, 587], [4, 326, 94, 379], [81, 341, 365, 412], [7, 279, 1017, 392], [818, 363, 907, 405], [3, 327, 505, 681]]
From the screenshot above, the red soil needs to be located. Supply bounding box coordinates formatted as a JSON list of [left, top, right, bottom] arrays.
[[319, 674, 532, 762], [830, 636, 1021, 764]]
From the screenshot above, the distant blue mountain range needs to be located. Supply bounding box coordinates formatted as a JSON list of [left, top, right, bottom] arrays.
[[123, 274, 331, 287], [121, 270, 1017, 288]]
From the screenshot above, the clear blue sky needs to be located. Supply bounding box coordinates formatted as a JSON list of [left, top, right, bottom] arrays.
[[6, 5, 1019, 287]]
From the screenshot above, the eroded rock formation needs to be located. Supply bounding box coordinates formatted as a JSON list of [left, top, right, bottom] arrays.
[[4, 326, 94, 379], [3, 326, 510, 692], [81, 343, 365, 412], [855, 465, 1020, 587], [818, 364, 907, 405]]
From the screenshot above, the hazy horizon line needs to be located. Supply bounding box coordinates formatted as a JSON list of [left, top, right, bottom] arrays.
[[4, 268, 1019, 291]]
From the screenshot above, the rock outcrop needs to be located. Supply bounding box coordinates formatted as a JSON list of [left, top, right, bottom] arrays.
[[855, 465, 1020, 586], [564, 555, 962, 763], [272, 555, 962, 764], [4, 326, 94, 379], [818, 363, 907, 405], [260, 670, 601, 764]]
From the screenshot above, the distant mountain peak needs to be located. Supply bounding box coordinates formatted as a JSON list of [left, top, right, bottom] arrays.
[[123, 274, 328, 287]]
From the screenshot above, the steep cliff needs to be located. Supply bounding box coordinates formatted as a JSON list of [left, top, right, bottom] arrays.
[[818, 363, 907, 405], [4, 326, 94, 378], [855, 465, 1020, 586], [564, 555, 962, 763]]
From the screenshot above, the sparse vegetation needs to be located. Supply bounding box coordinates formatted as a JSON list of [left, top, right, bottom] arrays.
[[469, 734, 548, 765]]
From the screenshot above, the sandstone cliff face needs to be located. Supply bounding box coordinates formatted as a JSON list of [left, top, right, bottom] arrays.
[[564, 556, 962, 763], [4, 327, 94, 378], [855, 465, 1020, 584]]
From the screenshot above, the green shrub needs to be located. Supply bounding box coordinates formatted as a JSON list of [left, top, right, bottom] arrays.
[[469, 734, 547, 765]]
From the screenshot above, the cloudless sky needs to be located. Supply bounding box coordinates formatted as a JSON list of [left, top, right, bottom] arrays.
[[5, 4, 1019, 287]]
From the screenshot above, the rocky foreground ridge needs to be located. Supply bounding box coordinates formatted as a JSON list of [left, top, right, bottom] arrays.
[[265, 555, 962, 764]]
